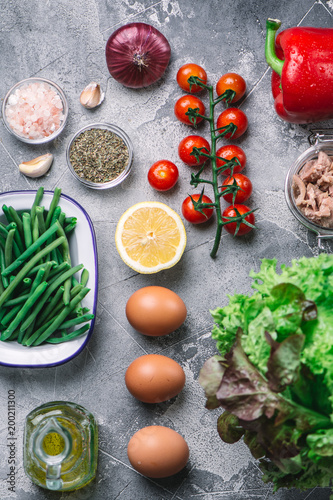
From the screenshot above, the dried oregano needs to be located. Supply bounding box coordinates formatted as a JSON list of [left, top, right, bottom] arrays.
[[69, 128, 129, 183]]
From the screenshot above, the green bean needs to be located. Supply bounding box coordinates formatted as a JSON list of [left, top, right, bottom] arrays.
[[4, 328, 20, 342], [30, 267, 45, 294], [26, 264, 84, 328], [22, 212, 32, 249], [59, 313, 94, 330], [32, 215, 39, 245], [64, 220, 77, 235], [80, 268, 89, 287], [0, 224, 21, 259], [1, 305, 21, 327], [6, 221, 24, 254], [42, 284, 83, 324], [59, 212, 66, 227], [45, 188, 62, 228], [0, 223, 9, 239], [2, 222, 61, 277], [2, 293, 30, 307], [47, 264, 81, 288], [50, 205, 61, 226], [4, 228, 16, 268], [2, 205, 14, 224], [21, 320, 36, 345], [46, 324, 90, 344], [0, 236, 65, 308], [26, 285, 65, 331], [64, 217, 75, 224], [28, 287, 90, 346], [0, 247, 9, 288], [2, 282, 49, 340], [0, 307, 6, 323], [20, 278, 32, 289], [50, 241, 59, 264], [36, 206, 46, 235], [55, 247, 64, 264], [56, 223, 71, 304], [30, 187, 44, 225], [69, 284, 83, 296], [72, 276, 80, 287], [27, 261, 56, 277], [8, 206, 24, 241], [14, 265, 46, 337], [47, 262, 71, 280], [42, 261, 53, 282]]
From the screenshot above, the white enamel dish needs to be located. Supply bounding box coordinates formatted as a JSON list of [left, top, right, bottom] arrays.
[[0, 190, 98, 368]]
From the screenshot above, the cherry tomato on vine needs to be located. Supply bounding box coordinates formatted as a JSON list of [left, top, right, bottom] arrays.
[[216, 108, 248, 139], [222, 204, 255, 235], [216, 73, 246, 104], [147, 160, 179, 191], [174, 95, 205, 126], [182, 193, 214, 224], [177, 63, 207, 93], [221, 174, 252, 204], [178, 135, 210, 166], [216, 145, 246, 175]]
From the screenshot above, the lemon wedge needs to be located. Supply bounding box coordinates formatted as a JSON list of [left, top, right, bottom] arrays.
[[115, 201, 187, 274]]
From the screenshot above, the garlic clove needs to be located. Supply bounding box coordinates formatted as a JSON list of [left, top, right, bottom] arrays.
[[80, 82, 104, 109], [19, 153, 53, 178]]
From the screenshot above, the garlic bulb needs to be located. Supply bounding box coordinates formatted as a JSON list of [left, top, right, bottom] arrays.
[[80, 82, 104, 109], [19, 153, 53, 178]]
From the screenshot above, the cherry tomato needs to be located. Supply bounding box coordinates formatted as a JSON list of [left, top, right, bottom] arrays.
[[174, 95, 205, 126], [216, 73, 246, 104], [216, 108, 248, 139], [221, 174, 252, 204], [222, 204, 255, 236], [178, 135, 210, 166], [182, 193, 214, 224], [216, 145, 246, 175], [147, 160, 179, 191], [177, 63, 207, 93]]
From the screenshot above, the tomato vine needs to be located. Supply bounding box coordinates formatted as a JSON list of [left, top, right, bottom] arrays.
[[182, 74, 257, 258]]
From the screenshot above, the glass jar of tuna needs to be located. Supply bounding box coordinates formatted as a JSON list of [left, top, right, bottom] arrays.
[[285, 129, 333, 249]]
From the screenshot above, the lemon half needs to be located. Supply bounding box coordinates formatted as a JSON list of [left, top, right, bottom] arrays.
[[115, 201, 187, 274]]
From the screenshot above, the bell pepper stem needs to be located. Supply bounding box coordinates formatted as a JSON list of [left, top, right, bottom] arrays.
[[265, 18, 284, 76]]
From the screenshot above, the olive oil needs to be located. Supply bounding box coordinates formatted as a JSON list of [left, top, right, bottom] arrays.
[[24, 401, 98, 491]]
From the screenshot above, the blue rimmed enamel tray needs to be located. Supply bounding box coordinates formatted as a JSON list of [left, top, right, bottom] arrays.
[[0, 190, 98, 368]]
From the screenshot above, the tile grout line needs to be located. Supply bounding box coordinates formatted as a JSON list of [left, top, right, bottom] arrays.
[[97, 300, 149, 355], [99, 447, 181, 498], [100, 1, 163, 34]]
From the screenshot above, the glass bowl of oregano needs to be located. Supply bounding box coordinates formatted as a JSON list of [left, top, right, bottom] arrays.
[[66, 123, 133, 189]]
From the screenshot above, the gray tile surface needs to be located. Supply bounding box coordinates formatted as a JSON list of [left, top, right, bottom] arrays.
[[0, 0, 332, 499]]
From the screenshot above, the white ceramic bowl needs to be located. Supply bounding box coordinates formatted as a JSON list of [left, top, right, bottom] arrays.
[[0, 190, 97, 368], [2, 77, 68, 145]]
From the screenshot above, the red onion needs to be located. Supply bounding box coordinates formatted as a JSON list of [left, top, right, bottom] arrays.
[[105, 23, 171, 88]]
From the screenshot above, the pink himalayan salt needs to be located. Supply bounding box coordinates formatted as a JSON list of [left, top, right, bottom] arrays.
[[5, 81, 64, 140]]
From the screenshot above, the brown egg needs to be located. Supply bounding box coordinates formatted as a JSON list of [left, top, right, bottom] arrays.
[[125, 354, 185, 403], [127, 425, 189, 478], [125, 286, 187, 337]]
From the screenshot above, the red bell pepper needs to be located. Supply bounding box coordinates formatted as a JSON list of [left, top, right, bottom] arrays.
[[265, 18, 333, 124]]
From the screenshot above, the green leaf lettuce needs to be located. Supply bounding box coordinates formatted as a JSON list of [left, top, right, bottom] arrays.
[[201, 254, 333, 493]]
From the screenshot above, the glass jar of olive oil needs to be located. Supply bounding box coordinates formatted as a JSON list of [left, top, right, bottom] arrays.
[[23, 401, 98, 491]]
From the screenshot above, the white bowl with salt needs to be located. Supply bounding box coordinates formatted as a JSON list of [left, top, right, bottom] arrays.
[[2, 77, 68, 145]]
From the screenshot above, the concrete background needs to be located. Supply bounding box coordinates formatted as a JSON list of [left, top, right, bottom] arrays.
[[0, 0, 332, 499]]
